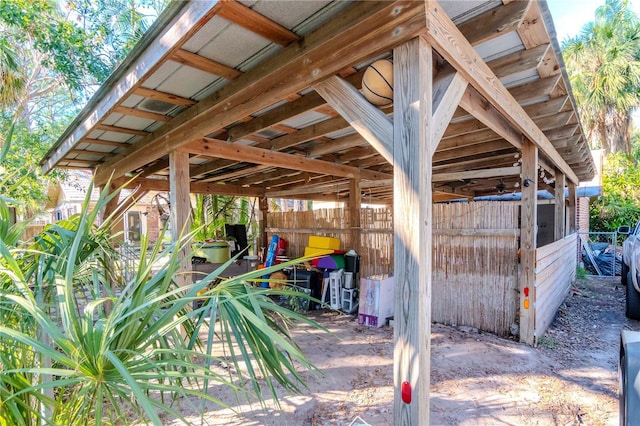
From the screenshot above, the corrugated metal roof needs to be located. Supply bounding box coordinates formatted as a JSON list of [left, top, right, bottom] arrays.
[[40, 0, 596, 203]]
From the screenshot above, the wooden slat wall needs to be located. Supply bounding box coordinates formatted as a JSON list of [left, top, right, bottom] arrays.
[[432, 202, 519, 337], [534, 234, 577, 338]]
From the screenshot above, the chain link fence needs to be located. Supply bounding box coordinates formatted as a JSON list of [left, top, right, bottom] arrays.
[[577, 232, 621, 277]]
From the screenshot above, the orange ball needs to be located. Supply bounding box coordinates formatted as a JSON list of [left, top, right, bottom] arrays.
[[362, 59, 394, 107]]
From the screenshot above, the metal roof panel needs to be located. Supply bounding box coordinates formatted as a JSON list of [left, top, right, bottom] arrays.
[[156, 66, 219, 99]]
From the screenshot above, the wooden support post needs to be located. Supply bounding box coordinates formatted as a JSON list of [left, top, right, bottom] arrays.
[[349, 178, 362, 255], [554, 171, 566, 240], [520, 140, 538, 345], [98, 180, 121, 316], [101, 181, 121, 225], [258, 196, 269, 260], [568, 182, 577, 234], [393, 37, 433, 425], [169, 151, 191, 287]]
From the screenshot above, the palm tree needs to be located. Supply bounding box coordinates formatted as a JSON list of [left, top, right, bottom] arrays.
[[0, 36, 24, 109], [0, 181, 323, 425], [562, 0, 640, 154]]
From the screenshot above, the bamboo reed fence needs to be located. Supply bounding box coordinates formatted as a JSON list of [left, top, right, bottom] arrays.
[[267, 202, 579, 338], [432, 202, 519, 337], [266, 207, 393, 276]]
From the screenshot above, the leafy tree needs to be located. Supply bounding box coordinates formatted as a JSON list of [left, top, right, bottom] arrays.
[[562, 0, 640, 154], [590, 141, 640, 232], [0, 0, 167, 211], [0, 0, 113, 90], [66, 0, 167, 67]]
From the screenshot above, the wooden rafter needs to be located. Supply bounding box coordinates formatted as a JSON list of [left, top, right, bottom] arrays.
[[133, 88, 196, 107], [93, 1, 427, 185], [114, 106, 171, 122], [94, 124, 148, 137], [171, 49, 242, 80], [216, 0, 299, 46], [182, 137, 392, 181], [424, 1, 578, 183]]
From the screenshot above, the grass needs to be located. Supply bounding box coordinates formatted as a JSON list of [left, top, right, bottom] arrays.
[[576, 265, 588, 280], [536, 335, 558, 349]]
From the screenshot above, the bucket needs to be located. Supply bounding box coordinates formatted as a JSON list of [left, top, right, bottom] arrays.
[[200, 241, 230, 263]]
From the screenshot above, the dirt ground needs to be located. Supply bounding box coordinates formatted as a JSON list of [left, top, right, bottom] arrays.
[[167, 276, 640, 425]]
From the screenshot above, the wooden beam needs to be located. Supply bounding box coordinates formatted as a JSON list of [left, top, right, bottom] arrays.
[[169, 151, 191, 287], [523, 96, 568, 120], [432, 166, 520, 182], [171, 49, 242, 80], [431, 70, 468, 152], [201, 164, 271, 183], [555, 171, 566, 240], [227, 70, 365, 142], [190, 159, 240, 179], [457, 0, 529, 46], [101, 181, 121, 222], [488, 43, 550, 79], [315, 75, 393, 164], [509, 75, 561, 104], [517, 1, 548, 49], [235, 168, 301, 187], [69, 148, 115, 157], [425, 1, 579, 184], [217, 0, 299, 46], [114, 106, 171, 122], [122, 177, 264, 197], [182, 138, 389, 181], [94, 124, 149, 137], [133, 87, 196, 107], [568, 182, 577, 234], [534, 111, 574, 131], [519, 141, 538, 345], [349, 178, 362, 256], [434, 140, 513, 163], [393, 36, 431, 425], [228, 93, 327, 141], [308, 134, 366, 158], [94, 1, 426, 185], [439, 129, 502, 151], [139, 158, 170, 177], [458, 86, 524, 150], [268, 116, 349, 151], [81, 139, 128, 148], [433, 152, 515, 172]]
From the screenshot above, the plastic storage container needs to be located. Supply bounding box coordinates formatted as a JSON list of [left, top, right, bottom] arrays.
[[308, 235, 341, 250], [199, 241, 230, 263], [358, 275, 394, 328]]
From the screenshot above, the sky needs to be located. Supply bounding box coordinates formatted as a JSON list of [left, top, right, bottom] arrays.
[[547, 0, 640, 43]]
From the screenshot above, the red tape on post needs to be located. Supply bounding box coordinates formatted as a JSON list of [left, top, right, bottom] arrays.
[[401, 381, 412, 404]]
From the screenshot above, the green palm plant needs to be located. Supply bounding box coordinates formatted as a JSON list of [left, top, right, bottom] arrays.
[[562, 0, 640, 154], [0, 181, 324, 425]]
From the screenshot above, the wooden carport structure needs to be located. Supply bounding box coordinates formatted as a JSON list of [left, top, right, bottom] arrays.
[[41, 1, 595, 423]]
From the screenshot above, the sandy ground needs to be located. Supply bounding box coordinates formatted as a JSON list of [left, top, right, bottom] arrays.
[[163, 276, 640, 425]]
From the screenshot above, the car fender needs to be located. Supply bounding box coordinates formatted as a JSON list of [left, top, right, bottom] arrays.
[[620, 330, 640, 426], [633, 249, 640, 294]]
